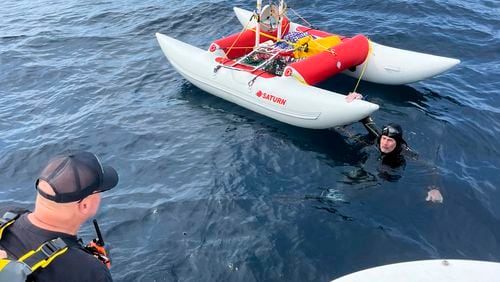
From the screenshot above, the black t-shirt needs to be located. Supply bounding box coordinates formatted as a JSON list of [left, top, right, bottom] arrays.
[[0, 207, 112, 282]]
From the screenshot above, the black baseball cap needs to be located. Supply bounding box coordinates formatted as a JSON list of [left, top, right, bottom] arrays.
[[35, 151, 119, 203]]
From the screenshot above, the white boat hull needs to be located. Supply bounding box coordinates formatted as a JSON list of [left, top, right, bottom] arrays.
[[234, 7, 460, 85], [331, 259, 500, 282], [156, 33, 379, 129]]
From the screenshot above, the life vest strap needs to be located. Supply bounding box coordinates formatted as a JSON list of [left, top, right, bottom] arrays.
[[18, 238, 68, 271], [0, 210, 71, 280], [0, 212, 21, 239]]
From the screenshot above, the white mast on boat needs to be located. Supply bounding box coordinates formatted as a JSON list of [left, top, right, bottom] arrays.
[[255, 0, 262, 48], [277, 0, 284, 40]]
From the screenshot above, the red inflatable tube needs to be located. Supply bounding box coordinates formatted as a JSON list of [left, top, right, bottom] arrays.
[[209, 29, 257, 59], [284, 34, 370, 85]]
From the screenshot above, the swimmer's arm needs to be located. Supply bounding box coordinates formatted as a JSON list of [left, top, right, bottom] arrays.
[[360, 116, 380, 140]]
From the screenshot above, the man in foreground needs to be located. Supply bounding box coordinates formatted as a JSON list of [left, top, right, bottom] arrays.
[[0, 151, 118, 281]]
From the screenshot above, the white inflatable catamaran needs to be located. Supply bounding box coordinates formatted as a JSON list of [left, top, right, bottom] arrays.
[[156, 1, 459, 129]]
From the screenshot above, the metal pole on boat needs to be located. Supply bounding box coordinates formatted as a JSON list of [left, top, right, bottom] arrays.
[[277, 0, 284, 40], [255, 0, 262, 48]]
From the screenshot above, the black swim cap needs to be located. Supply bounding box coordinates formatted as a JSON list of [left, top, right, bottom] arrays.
[[379, 122, 407, 153], [379, 123, 408, 156], [381, 123, 403, 141]]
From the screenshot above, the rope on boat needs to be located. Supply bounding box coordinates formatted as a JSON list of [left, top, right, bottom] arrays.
[[288, 7, 314, 28], [224, 14, 255, 59], [224, 7, 292, 57], [224, 2, 366, 88], [248, 71, 266, 87], [352, 39, 372, 94], [274, 5, 375, 77], [229, 3, 333, 58], [247, 27, 338, 58], [247, 27, 293, 46]]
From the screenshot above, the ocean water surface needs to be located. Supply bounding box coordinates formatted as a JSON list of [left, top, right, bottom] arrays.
[[1, 0, 499, 281]]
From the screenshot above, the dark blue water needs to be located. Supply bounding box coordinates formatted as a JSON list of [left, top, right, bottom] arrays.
[[1, 0, 499, 281]]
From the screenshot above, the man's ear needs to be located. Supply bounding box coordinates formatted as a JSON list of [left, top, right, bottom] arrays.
[[77, 197, 93, 215]]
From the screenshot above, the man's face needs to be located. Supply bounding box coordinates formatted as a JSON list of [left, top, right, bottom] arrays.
[[380, 135, 397, 154]]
